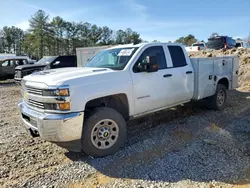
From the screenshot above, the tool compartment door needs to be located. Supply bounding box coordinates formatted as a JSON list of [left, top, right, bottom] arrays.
[[191, 58, 215, 100], [231, 57, 239, 89]]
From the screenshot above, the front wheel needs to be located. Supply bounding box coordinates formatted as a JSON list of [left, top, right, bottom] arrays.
[[81, 107, 127, 158], [207, 84, 227, 110]]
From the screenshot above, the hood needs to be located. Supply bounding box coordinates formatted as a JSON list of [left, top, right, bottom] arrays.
[[16, 63, 47, 70], [23, 67, 113, 86]]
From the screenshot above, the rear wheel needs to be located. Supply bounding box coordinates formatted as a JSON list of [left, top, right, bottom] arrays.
[[81, 107, 127, 157], [207, 84, 227, 110]]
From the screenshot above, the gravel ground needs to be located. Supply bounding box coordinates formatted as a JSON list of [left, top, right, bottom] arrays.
[[1, 78, 250, 188]]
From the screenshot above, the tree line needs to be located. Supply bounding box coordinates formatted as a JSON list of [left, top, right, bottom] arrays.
[[0, 9, 228, 60], [0, 10, 143, 60]]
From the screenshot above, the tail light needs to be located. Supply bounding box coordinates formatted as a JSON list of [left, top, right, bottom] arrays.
[[224, 42, 227, 49]]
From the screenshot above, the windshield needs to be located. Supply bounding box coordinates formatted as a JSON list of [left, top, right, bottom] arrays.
[[85, 47, 138, 70], [207, 37, 225, 49], [36, 56, 57, 64], [192, 43, 205, 47]]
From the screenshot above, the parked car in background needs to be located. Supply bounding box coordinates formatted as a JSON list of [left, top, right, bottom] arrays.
[[0, 56, 34, 79], [236, 41, 249, 48], [14, 55, 77, 82], [185, 42, 207, 52], [207, 36, 236, 50]]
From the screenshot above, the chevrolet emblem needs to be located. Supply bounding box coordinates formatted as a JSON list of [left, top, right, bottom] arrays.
[[23, 91, 28, 100]]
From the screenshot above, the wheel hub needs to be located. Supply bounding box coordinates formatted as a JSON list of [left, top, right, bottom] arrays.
[[217, 90, 225, 106], [91, 119, 119, 150], [98, 126, 111, 140]]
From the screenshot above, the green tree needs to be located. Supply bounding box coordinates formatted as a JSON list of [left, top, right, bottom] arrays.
[[12, 27, 25, 55], [0, 26, 24, 54], [22, 33, 38, 58], [175, 37, 184, 44], [29, 10, 53, 58], [99, 26, 113, 45], [0, 29, 4, 53], [0, 9, 144, 58], [183, 34, 197, 46], [129, 31, 142, 44], [2, 26, 13, 53], [63, 21, 80, 54], [51, 16, 65, 55], [88, 24, 102, 46], [115, 30, 126, 44], [78, 22, 92, 47], [210, 32, 219, 38], [115, 28, 142, 44]]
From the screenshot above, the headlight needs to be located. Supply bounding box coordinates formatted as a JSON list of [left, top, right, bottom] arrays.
[[56, 88, 70, 96], [43, 88, 70, 96]]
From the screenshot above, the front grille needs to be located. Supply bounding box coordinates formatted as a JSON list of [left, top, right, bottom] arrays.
[[26, 99, 45, 109], [26, 87, 43, 95], [15, 70, 22, 78], [21, 81, 69, 112], [24, 99, 57, 110]]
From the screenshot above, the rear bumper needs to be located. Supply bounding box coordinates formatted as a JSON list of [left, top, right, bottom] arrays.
[[18, 102, 84, 151]]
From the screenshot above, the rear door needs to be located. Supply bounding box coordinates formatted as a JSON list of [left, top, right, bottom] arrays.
[[0, 60, 15, 76], [164, 45, 194, 103]]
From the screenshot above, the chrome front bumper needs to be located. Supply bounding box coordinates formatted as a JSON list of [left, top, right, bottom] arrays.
[[18, 102, 84, 143]]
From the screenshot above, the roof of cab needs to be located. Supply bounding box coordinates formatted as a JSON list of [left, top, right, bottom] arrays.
[[0, 56, 30, 61], [108, 42, 183, 50], [109, 43, 146, 49]]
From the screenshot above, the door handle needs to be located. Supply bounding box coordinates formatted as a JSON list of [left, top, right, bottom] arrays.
[[163, 74, 172, 78], [186, 71, 193, 74]]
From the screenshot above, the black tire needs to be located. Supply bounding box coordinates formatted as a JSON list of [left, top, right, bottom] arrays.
[[81, 107, 127, 158], [207, 84, 227, 110]]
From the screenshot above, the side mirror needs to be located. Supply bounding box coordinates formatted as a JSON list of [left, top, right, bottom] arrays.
[[137, 56, 158, 73], [53, 61, 60, 65]]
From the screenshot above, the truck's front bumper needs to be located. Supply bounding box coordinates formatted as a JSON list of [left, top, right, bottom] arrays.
[[18, 102, 84, 151]]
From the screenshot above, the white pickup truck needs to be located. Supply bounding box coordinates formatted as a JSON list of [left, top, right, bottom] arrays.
[[185, 42, 207, 52], [18, 42, 239, 157]]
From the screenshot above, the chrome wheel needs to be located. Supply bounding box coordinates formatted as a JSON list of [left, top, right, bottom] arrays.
[[217, 90, 225, 106], [91, 119, 119, 150]]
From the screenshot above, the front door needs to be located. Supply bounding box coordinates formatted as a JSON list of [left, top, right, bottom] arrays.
[[131, 45, 176, 115]]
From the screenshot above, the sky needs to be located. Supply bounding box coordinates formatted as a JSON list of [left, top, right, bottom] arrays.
[[0, 0, 250, 42]]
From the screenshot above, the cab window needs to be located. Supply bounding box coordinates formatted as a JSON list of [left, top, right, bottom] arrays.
[[1, 60, 10, 66], [133, 46, 167, 72], [15, 59, 27, 66], [168, 46, 187, 67]]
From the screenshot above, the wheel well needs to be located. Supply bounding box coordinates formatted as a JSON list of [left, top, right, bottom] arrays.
[[85, 94, 129, 120], [218, 78, 229, 89]]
